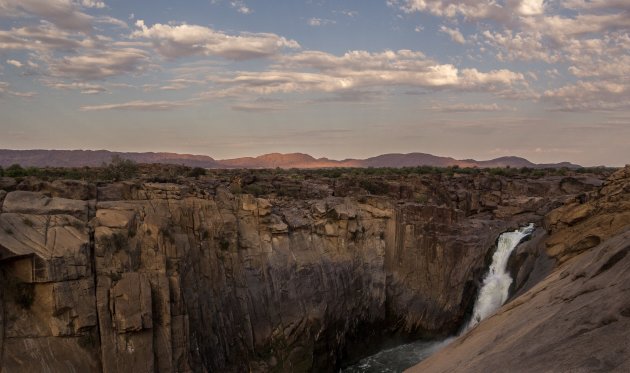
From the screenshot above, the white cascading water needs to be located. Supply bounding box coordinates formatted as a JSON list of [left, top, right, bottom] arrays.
[[343, 224, 535, 372], [465, 223, 535, 330]]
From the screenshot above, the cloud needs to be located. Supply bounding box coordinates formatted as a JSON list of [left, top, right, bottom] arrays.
[[395, 0, 509, 21], [231, 98, 287, 112], [308, 18, 336, 27], [158, 78, 204, 91], [0, 24, 83, 53], [543, 80, 629, 111], [46, 81, 107, 94], [79, 0, 106, 8], [206, 49, 526, 100], [481, 30, 560, 63], [523, 13, 630, 42], [6, 59, 23, 67], [431, 102, 510, 112], [50, 47, 149, 80], [230, 0, 251, 14], [80, 99, 194, 111], [132, 20, 300, 60], [517, 0, 544, 16], [439, 25, 465, 44], [0, 0, 94, 32], [96, 16, 128, 28], [562, 0, 630, 11], [0, 81, 36, 98], [339, 10, 359, 17]]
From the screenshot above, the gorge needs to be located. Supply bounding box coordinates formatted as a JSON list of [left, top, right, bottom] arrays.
[[345, 224, 536, 372], [0, 165, 627, 372]]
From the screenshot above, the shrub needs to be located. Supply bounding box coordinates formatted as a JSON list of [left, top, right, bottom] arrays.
[[359, 179, 390, 195], [5, 164, 26, 177], [101, 155, 138, 181], [77, 330, 98, 350], [188, 167, 207, 178], [160, 226, 176, 244], [22, 217, 34, 227], [97, 232, 128, 252], [243, 183, 266, 197], [415, 194, 428, 204], [219, 237, 230, 251]]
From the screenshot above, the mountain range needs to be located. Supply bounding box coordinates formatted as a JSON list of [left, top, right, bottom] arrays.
[[0, 149, 581, 169]]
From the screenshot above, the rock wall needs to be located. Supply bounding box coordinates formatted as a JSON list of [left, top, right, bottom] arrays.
[[0, 172, 600, 372]]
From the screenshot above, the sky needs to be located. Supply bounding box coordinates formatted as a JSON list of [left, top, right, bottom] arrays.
[[0, 0, 628, 166]]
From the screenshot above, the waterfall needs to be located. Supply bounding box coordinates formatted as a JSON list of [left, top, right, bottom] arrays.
[[465, 223, 535, 330], [343, 224, 535, 372]]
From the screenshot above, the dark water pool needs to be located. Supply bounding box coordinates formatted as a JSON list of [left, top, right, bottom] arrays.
[[341, 337, 453, 373]]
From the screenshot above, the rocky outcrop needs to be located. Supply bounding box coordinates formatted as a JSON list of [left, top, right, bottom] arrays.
[[408, 165, 630, 373], [544, 166, 630, 264], [0, 171, 602, 372]]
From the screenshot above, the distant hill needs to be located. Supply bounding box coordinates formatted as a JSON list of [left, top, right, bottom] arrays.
[[0, 149, 220, 168], [0, 149, 581, 169]]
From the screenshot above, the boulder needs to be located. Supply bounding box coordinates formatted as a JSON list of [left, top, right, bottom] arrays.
[[2, 191, 88, 220]]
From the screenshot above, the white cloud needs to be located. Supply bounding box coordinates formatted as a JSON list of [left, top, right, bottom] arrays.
[[207, 49, 526, 100], [544, 80, 629, 111], [6, 59, 23, 67], [517, 0, 544, 16], [523, 13, 630, 43], [308, 18, 336, 27], [132, 20, 300, 60], [96, 16, 128, 28], [79, 0, 105, 8], [231, 98, 287, 112], [339, 10, 359, 17], [482, 30, 560, 63], [0, 24, 83, 53], [50, 47, 149, 79], [0, 81, 36, 98], [431, 102, 510, 112], [562, 0, 630, 11], [439, 25, 465, 44], [80, 99, 194, 111], [47, 81, 107, 94], [0, 0, 93, 32], [397, 0, 509, 21], [230, 0, 251, 14]]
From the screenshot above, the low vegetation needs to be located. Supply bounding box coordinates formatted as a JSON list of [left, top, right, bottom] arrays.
[[97, 232, 129, 252]]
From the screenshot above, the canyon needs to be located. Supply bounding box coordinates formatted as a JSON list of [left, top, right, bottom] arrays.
[[0, 165, 626, 372]]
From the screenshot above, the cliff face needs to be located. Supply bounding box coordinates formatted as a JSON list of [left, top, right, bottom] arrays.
[[408, 166, 630, 373], [0, 171, 601, 372]]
